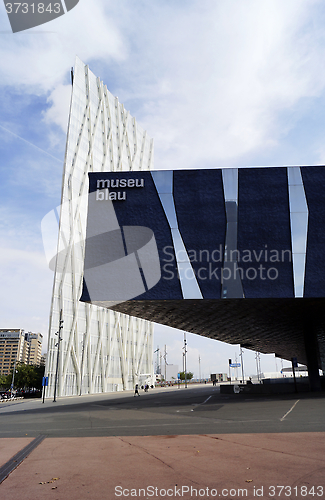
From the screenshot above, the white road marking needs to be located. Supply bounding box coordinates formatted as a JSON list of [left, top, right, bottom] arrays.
[[190, 395, 212, 411], [280, 400, 300, 421], [91, 405, 118, 409]]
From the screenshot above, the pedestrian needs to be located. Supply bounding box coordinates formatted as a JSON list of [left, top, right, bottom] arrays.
[[134, 383, 140, 396]]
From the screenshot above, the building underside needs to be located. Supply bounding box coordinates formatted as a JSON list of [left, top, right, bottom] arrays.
[[103, 298, 325, 369]]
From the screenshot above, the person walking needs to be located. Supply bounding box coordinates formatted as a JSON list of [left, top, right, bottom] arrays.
[[134, 383, 140, 396]]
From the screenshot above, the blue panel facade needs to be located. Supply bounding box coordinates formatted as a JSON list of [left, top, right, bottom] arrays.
[[237, 168, 294, 298], [82, 167, 325, 302], [173, 169, 226, 299], [301, 167, 325, 297]]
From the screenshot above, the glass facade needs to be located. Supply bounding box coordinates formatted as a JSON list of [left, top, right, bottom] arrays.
[[287, 167, 308, 298], [45, 57, 154, 397], [151, 171, 203, 299], [221, 169, 244, 299]]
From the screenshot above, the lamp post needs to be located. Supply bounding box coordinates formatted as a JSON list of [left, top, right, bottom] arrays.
[[183, 333, 187, 388], [53, 309, 63, 403], [154, 346, 160, 375], [240, 346, 245, 384], [255, 352, 260, 382], [163, 345, 167, 382], [79, 332, 87, 396], [11, 357, 18, 394]]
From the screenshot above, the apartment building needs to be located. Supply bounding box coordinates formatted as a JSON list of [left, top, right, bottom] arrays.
[[24, 332, 43, 366], [0, 329, 43, 376], [0, 329, 27, 376]]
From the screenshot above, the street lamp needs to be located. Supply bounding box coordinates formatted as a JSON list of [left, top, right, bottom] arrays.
[[80, 332, 87, 396], [182, 333, 187, 388], [255, 352, 260, 382], [10, 358, 19, 394], [163, 345, 168, 382], [154, 346, 160, 375], [239, 346, 245, 384], [53, 309, 63, 403]]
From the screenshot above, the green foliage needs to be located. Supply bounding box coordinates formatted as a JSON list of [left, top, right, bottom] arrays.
[[179, 371, 194, 381], [0, 374, 10, 388], [7, 364, 45, 390]]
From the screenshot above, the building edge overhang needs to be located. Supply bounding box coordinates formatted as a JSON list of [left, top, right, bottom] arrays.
[[81, 297, 325, 366], [149, 164, 325, 171]]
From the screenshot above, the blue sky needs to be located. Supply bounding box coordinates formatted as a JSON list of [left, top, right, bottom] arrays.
[[1, 0, 325, 377]]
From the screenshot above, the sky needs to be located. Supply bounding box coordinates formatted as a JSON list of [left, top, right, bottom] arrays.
[[1, 0, 325, 377]]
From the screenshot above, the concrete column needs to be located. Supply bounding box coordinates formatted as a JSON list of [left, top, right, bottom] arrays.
[[316, 330, 325, 374], [303, 322, 321, 391]]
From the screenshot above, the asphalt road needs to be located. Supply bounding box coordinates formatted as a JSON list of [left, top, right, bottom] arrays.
[[0, 385, 324, 438]]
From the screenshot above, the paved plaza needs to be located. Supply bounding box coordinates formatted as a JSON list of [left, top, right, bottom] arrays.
[[0, 385, 324, 499]]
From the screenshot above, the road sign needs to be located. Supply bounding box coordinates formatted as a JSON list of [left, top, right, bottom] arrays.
[[229, 363, 241, 368]]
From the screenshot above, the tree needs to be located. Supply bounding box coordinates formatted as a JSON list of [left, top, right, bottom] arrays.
[[7, 364, 45, 390], [0, 374, 9, 389], [179, 371, 193, 381]]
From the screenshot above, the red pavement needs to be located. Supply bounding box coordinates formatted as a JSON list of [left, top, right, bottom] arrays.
[[0, 433, 324, 499], [0, 438, 34, 468]]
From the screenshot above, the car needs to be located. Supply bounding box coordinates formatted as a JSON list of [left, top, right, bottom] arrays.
[[0, 390, 12, 400]]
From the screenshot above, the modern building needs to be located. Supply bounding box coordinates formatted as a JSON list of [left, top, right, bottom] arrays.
[[44, 57, 154, 397], [24, 332, 43, 366], [0, 329, 42, 376], [80, 167, 325, 391], [0, 329, 26, 376], [40, 353, 47, 367], [211, 374, 228, 383]]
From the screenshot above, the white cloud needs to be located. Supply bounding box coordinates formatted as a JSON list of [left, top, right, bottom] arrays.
[[0, 0, 126, 93], [154, 323, 292, 377], [43, 84, 72, 132], [128, 0, 325, 168], [2, 0, 324, 165], [0, 247, 53, 346]]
